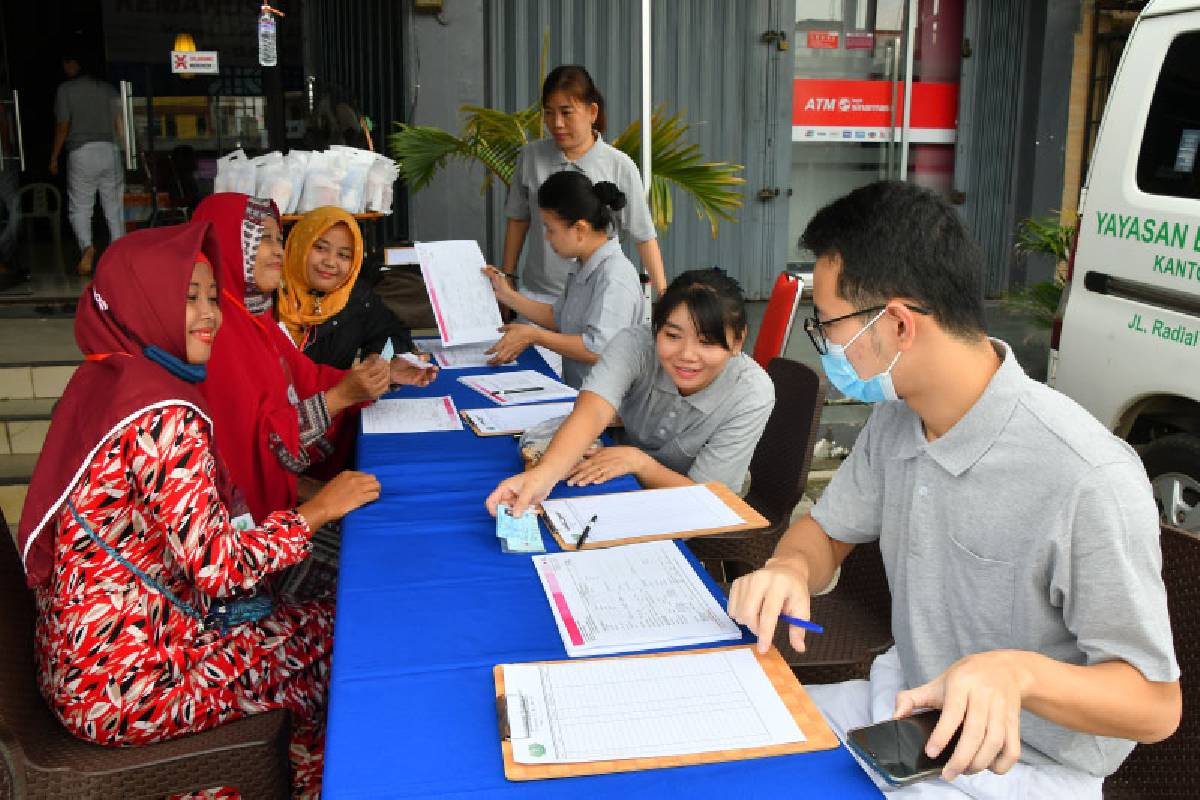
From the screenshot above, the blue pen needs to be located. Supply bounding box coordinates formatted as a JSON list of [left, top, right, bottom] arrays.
[[780, 614, 824, 634]]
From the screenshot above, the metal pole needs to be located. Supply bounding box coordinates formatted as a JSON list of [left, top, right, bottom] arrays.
[[899, 0, 917, 180], [640, 0, 651, 193]]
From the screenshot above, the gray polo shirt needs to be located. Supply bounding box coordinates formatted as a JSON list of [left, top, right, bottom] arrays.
[[505, 135, 657, 297], [811, 340, 1178, 777], [551, 238, 645, 389], [54, 76, 119, 152], [582, 326, 774, 491]]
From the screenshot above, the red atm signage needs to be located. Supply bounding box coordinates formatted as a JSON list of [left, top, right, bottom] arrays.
[[792, 79, 958, 143]]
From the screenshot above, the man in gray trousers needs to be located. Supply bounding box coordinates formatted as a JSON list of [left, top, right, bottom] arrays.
[[49, 52, 124, 276]]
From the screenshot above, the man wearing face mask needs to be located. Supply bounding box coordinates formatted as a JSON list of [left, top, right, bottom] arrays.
[[728, 181, 1179, 798]]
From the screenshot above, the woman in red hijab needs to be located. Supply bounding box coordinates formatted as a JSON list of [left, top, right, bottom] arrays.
[[190, 193, 393, 523], [18, 223, 379, 798]]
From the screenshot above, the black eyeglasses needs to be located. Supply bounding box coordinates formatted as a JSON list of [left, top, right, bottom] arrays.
[[803, 304, 931, 355]]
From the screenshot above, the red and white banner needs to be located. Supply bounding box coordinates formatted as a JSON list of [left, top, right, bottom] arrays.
[[792, 79, 958, 144]]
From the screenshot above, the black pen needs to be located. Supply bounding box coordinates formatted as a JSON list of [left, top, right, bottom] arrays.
[[575, 514, 599, 549], [499, 386, 545, 395]]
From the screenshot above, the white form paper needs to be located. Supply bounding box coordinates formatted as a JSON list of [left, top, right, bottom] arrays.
[[540, 485, 746, 545], [457, 371, 578, 406], [412, 337, 508, 369], [361, 397, 463, 434], [461, 402, 575, 435], [416, 240, 503, 346], [532, 540, 741, 657], [502, 648, 805, 764]]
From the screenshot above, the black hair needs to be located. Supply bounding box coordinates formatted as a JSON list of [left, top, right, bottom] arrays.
[[541, 65, 606, 135], [652, 268, 749, 351], [799, 180, 987, 338], [537, 172, 626, 233]]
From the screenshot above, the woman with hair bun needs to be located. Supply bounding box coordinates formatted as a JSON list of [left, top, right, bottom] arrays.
[[500, 64, 667, 300], [485, 170, 644, 388]]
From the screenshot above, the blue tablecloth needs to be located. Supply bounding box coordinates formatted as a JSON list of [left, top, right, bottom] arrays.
[[323, 349, 882, 799]]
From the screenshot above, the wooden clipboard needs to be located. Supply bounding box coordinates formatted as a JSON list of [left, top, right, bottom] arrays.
[[540, 482, 769, 550], [460, 410, 625, 438], [493, 645, 840, 781]]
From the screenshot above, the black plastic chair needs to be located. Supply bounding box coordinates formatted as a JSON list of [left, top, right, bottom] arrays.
[[688, 356, 826, 581]]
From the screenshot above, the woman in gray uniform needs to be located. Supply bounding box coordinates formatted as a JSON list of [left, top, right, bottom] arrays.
[[484, 171, 644, 388], [500, 65, 666, 300], [486, 269, 775, 518]]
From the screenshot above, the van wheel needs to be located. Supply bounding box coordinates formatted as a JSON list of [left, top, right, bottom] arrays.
[[1143, 434, 1200, 532]]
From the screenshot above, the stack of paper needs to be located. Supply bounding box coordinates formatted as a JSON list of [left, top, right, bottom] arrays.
[[532, 540, 741, 656], [501, 648, 806, 764], [496, 504, 545, 553], [461, 403, 574, 436], [361, 397, 463, 434], [413, 338, 510, 370], [458, 371, 578, 406], [416, 240, 504, 346]]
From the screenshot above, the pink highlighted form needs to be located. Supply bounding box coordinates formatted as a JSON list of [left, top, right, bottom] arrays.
[[541, 566, 584, 647]]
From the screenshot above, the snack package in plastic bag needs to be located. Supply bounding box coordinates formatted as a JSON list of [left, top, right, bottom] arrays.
[[298, 151, 345, 212], [254, 152, 292, 215], [518, 416, 602, 469], [214, 149, 256, 195], [282, 150, 310, 214]]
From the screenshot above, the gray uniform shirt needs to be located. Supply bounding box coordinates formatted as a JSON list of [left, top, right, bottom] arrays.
[[582, 326, 774, 491], [505, 135, 656, 297], [551, 238, 645, 389], [811, 340, 1179, 777], [55, 76, 119, 152]]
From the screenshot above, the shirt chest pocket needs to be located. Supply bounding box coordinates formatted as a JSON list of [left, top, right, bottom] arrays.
[[940, 530, 1017, 648]]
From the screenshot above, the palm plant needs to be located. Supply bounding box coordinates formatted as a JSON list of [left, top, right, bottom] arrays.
[[388, 103, 745, 237], [1001, 214, 1076, 328]]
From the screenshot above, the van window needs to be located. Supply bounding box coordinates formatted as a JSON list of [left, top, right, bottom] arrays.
[[1136, 31, 1200, 200]]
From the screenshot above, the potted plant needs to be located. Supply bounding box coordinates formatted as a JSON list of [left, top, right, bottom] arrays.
[[388, 104, 745, 237], [1001, 214, 1076, 329]]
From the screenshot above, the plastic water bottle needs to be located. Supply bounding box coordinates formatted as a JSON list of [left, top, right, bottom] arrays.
[[258, 6, 277, 67]]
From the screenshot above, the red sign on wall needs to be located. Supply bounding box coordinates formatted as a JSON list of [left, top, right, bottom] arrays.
[[792, 78, 958, 142], [807, 31, 840, 49]]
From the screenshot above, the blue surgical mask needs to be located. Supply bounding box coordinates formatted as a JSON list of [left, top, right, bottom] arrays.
[[143, 345, 207, 383], [818, 309, 901, 404]]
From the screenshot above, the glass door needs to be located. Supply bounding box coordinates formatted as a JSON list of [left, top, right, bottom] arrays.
[[787, 0, 963, 266]]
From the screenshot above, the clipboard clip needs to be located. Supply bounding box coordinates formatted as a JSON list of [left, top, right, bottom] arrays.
[[496, 694, 511, 741]]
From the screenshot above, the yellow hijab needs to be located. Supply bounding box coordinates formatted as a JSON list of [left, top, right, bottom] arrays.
[[278, 206, 364, 345]]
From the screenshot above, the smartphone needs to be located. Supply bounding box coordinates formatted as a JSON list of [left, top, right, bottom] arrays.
[[846, 709, 961, 787]]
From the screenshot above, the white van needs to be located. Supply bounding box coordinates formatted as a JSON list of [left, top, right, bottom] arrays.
[[1050, 0, 1200, 533]]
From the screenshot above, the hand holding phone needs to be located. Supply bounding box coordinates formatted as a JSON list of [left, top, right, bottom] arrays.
[[846, 709, 962, 787]]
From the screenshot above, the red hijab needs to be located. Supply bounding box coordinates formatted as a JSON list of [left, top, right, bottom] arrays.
[[18, 223, 225, 586], [192, 193, 346, 523]]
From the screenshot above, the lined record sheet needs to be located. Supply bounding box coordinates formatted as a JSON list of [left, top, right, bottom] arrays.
[[532, 541, 741, 657], [416, 240, 503, 346], [541, 485, 746, 545], [502, 649, 805, 764], [461, 402, 575, 435], [458, 371, 578, 405], [361, 397, 463, 434]]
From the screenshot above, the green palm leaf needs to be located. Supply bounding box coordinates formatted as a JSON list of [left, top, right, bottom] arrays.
[[613, 107, 745, 237], [388, 103, 745, 235], [387, 124, 470, 193]]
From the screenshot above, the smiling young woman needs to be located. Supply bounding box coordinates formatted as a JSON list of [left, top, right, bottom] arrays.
[[485, 268, 775, 519], [500, 65, 667, 302]]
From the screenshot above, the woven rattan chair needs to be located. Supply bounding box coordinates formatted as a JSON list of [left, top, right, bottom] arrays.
[[1103, 524, 1199, 800], [688, 356, 826, 582], [0, 510, 292, 800]]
